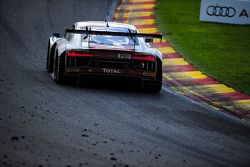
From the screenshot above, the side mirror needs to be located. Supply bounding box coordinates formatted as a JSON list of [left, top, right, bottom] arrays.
[[71, 25, 75, 29], [145, 38, 153, 43], [52, 32, 60, 38]]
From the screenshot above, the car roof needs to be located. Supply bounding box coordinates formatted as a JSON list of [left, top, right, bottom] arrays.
[[74, 21, 137, 31]]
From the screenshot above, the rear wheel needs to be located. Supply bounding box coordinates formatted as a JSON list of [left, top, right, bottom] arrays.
[[46, 40, 50, 72], [144, 80, 162, 93], [143, 59, 162, 93], [54, 51, 65, 84], [47, 43, 57, 73]]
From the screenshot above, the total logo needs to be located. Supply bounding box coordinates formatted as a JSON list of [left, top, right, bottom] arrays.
[[206, 5, 249, 18], [103, 68, 121, 74]]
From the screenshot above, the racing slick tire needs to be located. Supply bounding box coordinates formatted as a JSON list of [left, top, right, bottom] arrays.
[[143, 79, 162, 93], [54, 51, 65, 84], [143, 59, 162, 93], [46, 40, 50, 72], [47, 42, 57, 73]]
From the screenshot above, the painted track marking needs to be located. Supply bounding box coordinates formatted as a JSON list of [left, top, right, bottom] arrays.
[[114, 0, 250, 119]]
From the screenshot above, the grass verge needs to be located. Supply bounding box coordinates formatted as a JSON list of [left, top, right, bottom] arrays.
[[155, 0, 250, 95]]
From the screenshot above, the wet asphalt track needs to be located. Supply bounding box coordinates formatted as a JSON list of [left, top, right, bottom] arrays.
[[0, 0, 250, 166]]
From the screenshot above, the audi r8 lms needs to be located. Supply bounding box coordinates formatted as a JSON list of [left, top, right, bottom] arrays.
[[46, 21, 163, 92]]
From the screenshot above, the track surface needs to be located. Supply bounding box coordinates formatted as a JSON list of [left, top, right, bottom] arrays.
[[0, 0, 250, 166]]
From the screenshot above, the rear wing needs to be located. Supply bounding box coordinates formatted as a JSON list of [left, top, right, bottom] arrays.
[[65, 29, 162, 40]]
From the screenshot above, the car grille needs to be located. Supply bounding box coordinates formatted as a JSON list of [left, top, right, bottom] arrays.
[[90, 59, 133, 69], [66, 57, 91, 67]]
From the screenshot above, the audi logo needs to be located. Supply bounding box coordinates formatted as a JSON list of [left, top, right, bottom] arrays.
[[206, 6, 236, 17]]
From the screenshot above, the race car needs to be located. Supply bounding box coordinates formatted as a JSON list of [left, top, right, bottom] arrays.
[[46, 21, 163, 92]]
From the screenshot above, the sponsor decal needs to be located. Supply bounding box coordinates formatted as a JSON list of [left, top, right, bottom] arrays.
[[103, 68, 121, 74]]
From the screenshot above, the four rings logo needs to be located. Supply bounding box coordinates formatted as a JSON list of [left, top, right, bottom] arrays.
[[206, 6, 236, 17]]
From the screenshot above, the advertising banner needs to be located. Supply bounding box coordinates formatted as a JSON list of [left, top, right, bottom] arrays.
[[200, 0, 250, 24]]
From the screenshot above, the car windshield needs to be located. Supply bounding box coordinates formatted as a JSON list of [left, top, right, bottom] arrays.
[[81, 27, 139, 47]]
